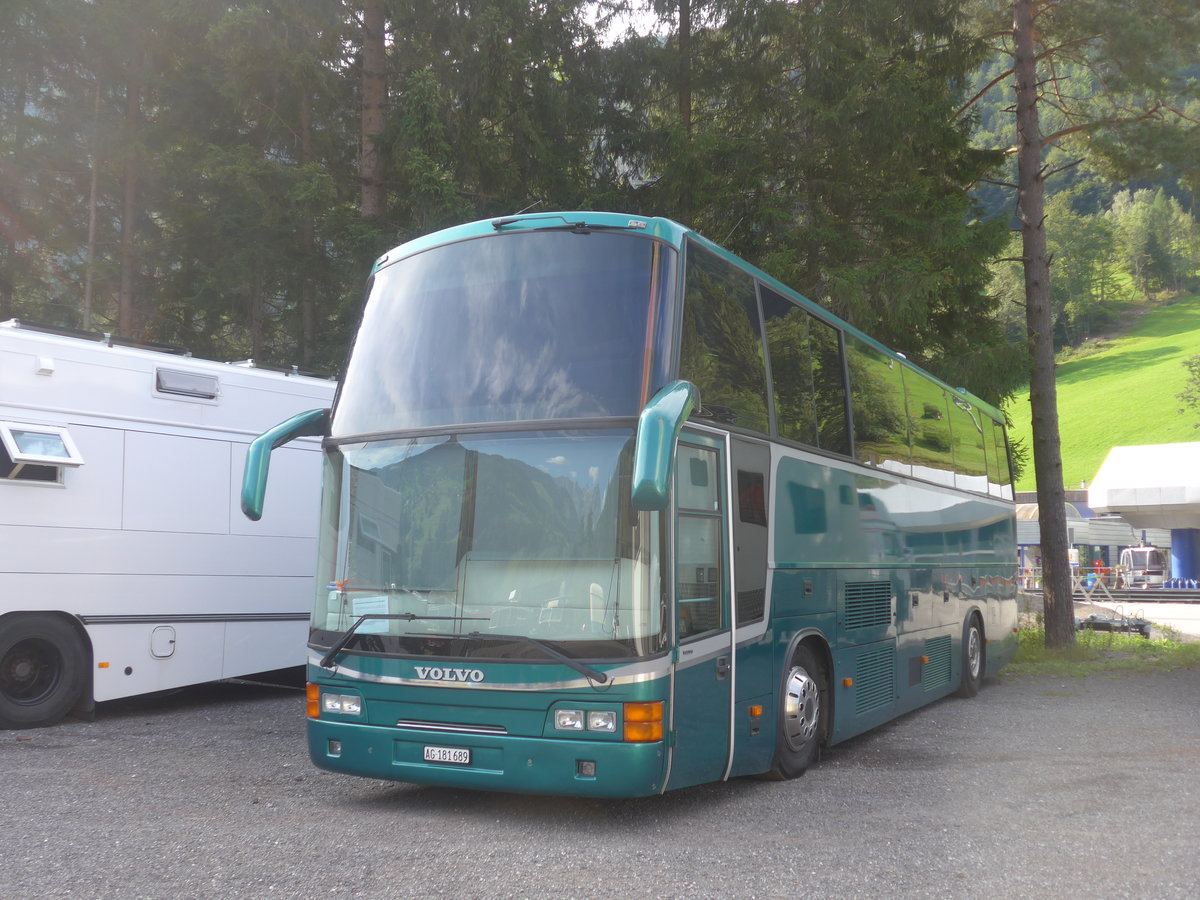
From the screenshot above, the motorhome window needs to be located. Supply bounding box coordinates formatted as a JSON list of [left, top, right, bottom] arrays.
[[0, 422, 84, 482], [156, 368, 219, 399]]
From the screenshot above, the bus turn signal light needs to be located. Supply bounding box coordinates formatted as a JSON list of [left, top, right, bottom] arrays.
[[623, 701, 663, 742], [306, 683, 320, 718]]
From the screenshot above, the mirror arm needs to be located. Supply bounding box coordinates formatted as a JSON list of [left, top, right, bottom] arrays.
[[241, 408, 329, 520], [631, 380, 697, 510]]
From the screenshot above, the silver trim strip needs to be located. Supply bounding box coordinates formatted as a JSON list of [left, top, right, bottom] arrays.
[[83, 612, 307, 625], [395, 720, 508, 735], [722, 431, 737, 782], [311, 652, 673, 691]]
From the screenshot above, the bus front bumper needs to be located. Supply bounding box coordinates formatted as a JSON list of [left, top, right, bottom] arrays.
[[308, 718, 668, 798]]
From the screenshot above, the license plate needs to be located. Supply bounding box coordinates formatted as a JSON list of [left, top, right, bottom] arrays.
[[423, 744, 471, 765]]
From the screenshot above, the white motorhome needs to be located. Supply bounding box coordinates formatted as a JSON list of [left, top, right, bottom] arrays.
[[0, 320, 335, 728]]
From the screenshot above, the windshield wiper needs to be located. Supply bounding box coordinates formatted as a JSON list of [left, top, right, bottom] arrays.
[[490, 215, 624, 234], [318, 613, 487, 669], [457, 631, 609, 685]]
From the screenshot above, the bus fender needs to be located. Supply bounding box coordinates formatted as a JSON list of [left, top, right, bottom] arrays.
[[0, 610, 93, 729], [778, 628, 834, 727]]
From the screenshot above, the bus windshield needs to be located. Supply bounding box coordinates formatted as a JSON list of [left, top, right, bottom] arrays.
[[312, 429, 665, 661], [332, 230, 676, 437]]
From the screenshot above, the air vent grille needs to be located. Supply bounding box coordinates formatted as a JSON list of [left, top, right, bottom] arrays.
[[854, 645, 894, 715], [843, 581, 893, 629], [923, 636, 952, 691]]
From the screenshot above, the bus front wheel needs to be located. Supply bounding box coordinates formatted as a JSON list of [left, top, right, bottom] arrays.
[[0, 614, 88, 730], [956, 614, 985, 698], [767, 644, 828, 780]]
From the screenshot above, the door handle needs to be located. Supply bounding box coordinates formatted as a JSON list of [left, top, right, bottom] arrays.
[[716, 656, 730, 679]]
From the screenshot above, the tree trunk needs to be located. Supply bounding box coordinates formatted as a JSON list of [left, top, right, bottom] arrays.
[[1013, 0, 1075, 648], [676, 0, 693, 223], [678, 0, 692, 135], [299, 88, 316, 366], [360, 0, 386, 219], [118, 77, 140, 338], [84, 80, 101, 332]]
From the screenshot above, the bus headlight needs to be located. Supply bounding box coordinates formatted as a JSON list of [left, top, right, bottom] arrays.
[[554, 708, 619, 733], [321, 692, 363, 716], [554, 709, 585, 731], [587, 710, 617, 733]]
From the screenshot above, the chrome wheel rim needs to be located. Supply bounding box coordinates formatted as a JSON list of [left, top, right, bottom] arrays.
[[783, 666, 820, 750], [966, 626, 982, 680]]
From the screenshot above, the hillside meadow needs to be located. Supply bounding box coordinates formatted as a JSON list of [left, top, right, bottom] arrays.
[[1004, 293, 1200, 492]]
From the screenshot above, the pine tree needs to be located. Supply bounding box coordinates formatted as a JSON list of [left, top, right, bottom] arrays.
[[964, 0, 1200, 647]]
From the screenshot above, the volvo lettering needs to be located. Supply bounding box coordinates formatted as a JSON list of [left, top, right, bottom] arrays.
[[414, 667, 485, 683]]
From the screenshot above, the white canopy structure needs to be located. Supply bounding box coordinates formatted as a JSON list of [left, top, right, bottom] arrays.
[[1089, 443, 1200, 581], [1089, 443, 1200, 530]]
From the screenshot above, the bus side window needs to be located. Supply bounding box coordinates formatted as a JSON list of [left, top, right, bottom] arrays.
[[677, 516, 723, 639], [679, 243, 769, 434], [906, 383, 955, 486], [760, 287, 849, 455], [989, 419, 1013, 499], [947, 397, 988, 493], [676, 443, 724, 640], [846, 335, 910, 475]]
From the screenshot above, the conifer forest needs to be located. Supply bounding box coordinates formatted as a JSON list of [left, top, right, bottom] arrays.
[[3, 1, 1198, 399]]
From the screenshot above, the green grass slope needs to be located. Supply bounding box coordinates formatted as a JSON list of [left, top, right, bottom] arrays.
[[1005, 293, 1200, 492]]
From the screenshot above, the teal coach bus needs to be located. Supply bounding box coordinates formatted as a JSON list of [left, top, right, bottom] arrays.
[[242, 212, 1018, 797]]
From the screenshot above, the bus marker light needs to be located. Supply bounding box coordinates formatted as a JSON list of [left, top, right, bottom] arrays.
[[749, 705, 763, 718], [97, 662, 109, 669], [921, 656, 930, 664], [842, 678, 854, 688]]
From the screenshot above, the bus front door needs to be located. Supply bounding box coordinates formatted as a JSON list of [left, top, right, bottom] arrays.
[[666, 437, 733, 790]]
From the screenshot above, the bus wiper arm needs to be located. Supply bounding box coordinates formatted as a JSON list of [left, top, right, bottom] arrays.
[[461, 631, 609, 685], [319, 613, 488, 669], [490, 215, 622, 234]]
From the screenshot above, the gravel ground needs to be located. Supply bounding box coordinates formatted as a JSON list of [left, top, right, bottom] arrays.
[[2, 667, 1198, 899]]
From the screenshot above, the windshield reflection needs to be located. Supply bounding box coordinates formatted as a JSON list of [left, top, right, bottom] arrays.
[[312, 430, 665, 661], [333, 231, 675, 436]]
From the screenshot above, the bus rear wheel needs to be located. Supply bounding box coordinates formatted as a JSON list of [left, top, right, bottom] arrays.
[[956, 614, 985, 698], [0, 614, 87, 730], [767, 644, 828, 780]]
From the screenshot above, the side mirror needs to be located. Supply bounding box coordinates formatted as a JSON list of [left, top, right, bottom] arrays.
[[241, 408, 329, 521], [631, 380, 697, 510]]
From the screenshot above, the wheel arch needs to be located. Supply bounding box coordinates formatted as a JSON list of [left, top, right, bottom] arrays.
[[0, 609, 95, 722], [780, 627, 834, 740], [1, 608, 93, 651]]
